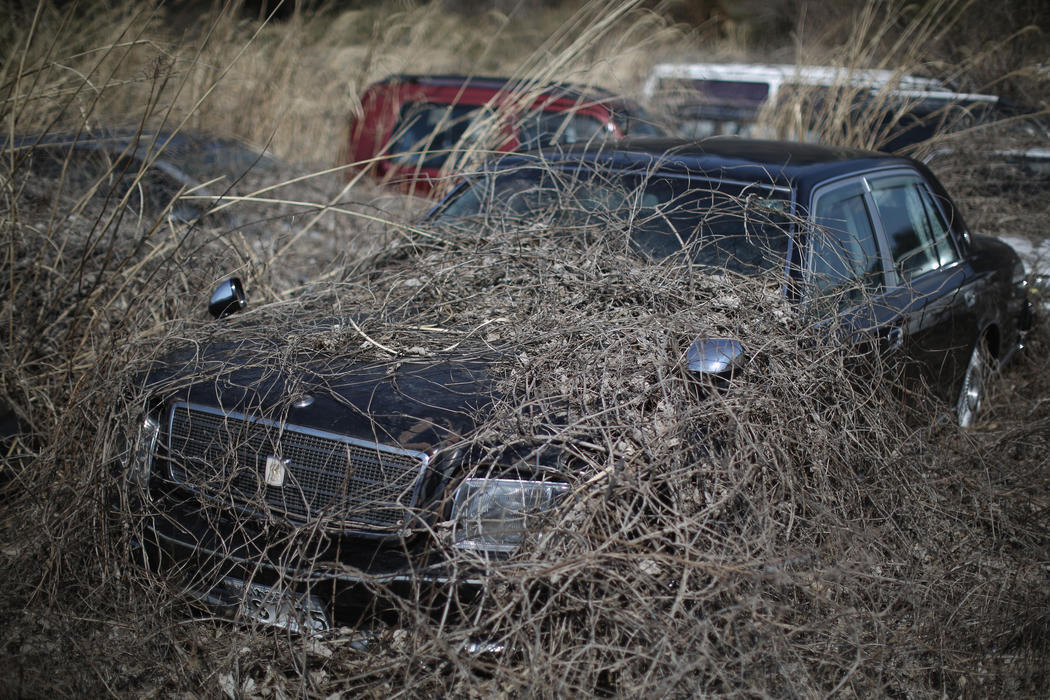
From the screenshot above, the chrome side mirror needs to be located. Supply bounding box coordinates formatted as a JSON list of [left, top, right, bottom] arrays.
[[685, 338, 745, 375], [208, 277, 246, 318]]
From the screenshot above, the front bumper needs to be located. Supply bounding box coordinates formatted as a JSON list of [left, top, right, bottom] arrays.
[[133, 491, 487, 629]]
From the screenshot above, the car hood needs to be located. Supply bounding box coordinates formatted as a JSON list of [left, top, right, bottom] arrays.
[[145, 333, 500, 456]]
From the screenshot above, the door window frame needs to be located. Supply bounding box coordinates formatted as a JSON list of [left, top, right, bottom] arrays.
[[807, 166, 966, 298], [805, 175, 893, 299], [863, 170, 963, 283]]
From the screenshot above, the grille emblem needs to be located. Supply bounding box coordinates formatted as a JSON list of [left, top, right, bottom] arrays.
[[264, 456, 289, 487], [292, 394, 314, 408]]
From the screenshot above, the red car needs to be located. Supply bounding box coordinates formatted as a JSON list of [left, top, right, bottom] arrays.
[[344, 74, 665, 195]]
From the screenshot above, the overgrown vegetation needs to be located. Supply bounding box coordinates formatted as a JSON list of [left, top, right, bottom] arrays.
[[1, 0, 1047, 696]]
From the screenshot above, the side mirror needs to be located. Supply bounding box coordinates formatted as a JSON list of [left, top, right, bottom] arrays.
[[685, 338, 745, 375], [208, 277, 246, 318]]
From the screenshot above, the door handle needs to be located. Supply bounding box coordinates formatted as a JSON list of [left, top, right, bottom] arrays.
[[963, 289, 977, 308], [887, 326, 904, 351]]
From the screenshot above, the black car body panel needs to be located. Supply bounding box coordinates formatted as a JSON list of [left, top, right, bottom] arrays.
[[156, 344, 497, 452]]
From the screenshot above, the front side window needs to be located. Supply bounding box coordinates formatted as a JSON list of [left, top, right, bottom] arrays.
[[390, 102, 496, 169], [517, 110, 607, 149], [614, 102, 665, 137], [869, 175, 958, 280], [809, 181, 884, 303]]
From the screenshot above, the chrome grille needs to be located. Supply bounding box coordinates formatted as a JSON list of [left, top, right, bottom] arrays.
[[166, 402, 428, 531]]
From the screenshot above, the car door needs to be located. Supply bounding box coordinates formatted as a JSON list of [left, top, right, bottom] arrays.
[[807, 176, 903, 355], [807, 170, 978, 400], [864, 171, 978, 398]]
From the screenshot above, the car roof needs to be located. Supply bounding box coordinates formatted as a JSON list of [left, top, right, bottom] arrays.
[[377, 73, 621, 102], [372, 75, 667, 133], [488, 136, 912, 193], [5, 128, 277, 183], [641, 63, 1000, 104]]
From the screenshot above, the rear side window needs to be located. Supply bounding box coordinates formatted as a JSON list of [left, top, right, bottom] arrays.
[[869, 175, 958, 279], [686, 79, 770, 106], [809, 181, 884, 303]]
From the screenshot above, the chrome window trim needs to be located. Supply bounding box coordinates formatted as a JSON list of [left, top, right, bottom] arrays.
[[564, 166, 795, 195]]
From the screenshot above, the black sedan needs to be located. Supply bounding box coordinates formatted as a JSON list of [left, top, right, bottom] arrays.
[[127, 138, 1033, 633]]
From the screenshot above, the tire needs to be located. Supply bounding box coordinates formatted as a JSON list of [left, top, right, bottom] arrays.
[[956, 337, 994, 429]]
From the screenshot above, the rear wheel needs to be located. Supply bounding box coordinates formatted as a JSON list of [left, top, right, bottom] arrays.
[[956, 337, 994, 429]]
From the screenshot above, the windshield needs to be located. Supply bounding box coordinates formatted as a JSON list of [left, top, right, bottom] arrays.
[[168, 139, 276, 180], [436, 165, 794, 276], [613, 101, 667, 136]]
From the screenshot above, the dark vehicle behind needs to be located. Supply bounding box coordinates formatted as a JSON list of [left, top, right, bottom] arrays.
[[6, 128, 279, 223]]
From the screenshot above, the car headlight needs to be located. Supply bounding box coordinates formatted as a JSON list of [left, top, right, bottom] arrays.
[[451, 478, 569, 553], [127, 414, 160, 501]]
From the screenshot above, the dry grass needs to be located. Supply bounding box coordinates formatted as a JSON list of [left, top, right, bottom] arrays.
[[642, 0, 1049, 159], [759, 0, 1050, 157], [1, 0, 1048, 697], [1, 0, 677, 165]]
